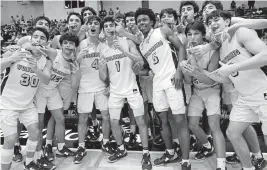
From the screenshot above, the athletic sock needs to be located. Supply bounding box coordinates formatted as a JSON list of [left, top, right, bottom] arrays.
[[46, 140, 52, 146], [203, 142, 212, 149], [57, 143, 65, 150], [217, 158, 226, 170], [79, 142, 85, 149], [166, 149, 174, 155], [173, 138, 179, 144], [252, 151, 263, 159]]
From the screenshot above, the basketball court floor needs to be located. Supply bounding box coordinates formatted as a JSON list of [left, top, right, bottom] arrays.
[[7, 148, 267, 170]]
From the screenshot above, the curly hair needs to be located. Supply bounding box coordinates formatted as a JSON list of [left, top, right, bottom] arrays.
[[160, 8, 178, 21], [101, 16, 115, 30], [31, 27, 50, 41], [59, 32, 79, 47], [202, 0, 223, 11], [81, 6, 97, 17], [180, 1, 200, 13], [67, 12, 83, 25], [135, 8, 156, 27], [33, 16, 51, 28], [185, 20, 206, 36]]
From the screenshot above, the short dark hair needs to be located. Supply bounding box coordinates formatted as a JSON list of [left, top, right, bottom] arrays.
[[33, 16, 51, 28], [114, 13, 125, 20], [160, 8, 178, 21], [124, 11, 135, 24], [101, 16, 115, 30], [86, 15, 102, 29], [59, 32, 79, 47], [180, 1, 199, 13], [31, 27, 49, 41], [185, 20, 206, 36], [202, 0, 223, 11], [135, 8, 156, 27], [67, 12, 83, 25], [81, 7, 97, 17], [206, 10, 231, 26]]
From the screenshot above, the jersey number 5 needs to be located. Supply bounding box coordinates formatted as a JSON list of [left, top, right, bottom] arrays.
[[152, 52, 159, 65], [20, 73, 39, 87]]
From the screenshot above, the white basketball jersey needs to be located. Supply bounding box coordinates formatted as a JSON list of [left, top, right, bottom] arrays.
[[219, 31, 267, 96], [1, 56, 47, 110], [41, 50, 71, 89], [192, 48, 219, 90], [140, 28, 177, 91], [102, 39, 139, 97], [78, 42, 106, 93]]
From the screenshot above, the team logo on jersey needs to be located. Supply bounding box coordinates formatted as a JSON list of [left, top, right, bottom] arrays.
[[264, 93, 267, 100], [221, 49, 240, 64]]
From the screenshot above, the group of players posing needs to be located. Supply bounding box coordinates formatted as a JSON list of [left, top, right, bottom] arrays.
[[1, 1, 267, 170]]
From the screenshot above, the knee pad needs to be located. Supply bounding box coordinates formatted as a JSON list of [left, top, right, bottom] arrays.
[[1, 149, 13, 164], [26, 140, 38, 152], [262, 122, 267, 135]]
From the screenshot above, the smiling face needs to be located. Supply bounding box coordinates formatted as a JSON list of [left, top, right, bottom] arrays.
[[136, 14, 153, 35], [103, 21, 116, 38], [207, 16, 230, 34], [125, 16, 135, 29], [61, 40, 76, 57], [68, 15, 82, 33], [83, 10, 94, 22], [186, 29, 204, 45], [87, 19, 101, 37], [160, 12, 176, 27], [35, 19, 50, 32], [181, 5, 195, 22], [31, 30, 48, 47], [203, 3, 217, 20]]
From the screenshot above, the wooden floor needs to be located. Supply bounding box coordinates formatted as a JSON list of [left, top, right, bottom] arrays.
[[7, 147, 267, 170]]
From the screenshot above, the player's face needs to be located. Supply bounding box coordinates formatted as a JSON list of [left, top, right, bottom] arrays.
[[103, 21, 116, 38], [186, 29, 204, 45], [203, 3, 217, 20], [125, 16, 135, 29], [83, 10, 94, 22], [137, 15, 153, 34], [115, 18, 125, 28], [31, 30, 48, 47], [160, 13, 176, 27], [35, 19, 50, 32], [87, 19, 100, 37], [181, 5, 195, 22], [68, 15, 82, 33], [61, 40, 76, 56], [207, 16, 230, 34]]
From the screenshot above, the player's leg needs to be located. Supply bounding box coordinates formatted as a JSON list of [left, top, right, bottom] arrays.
[[153, 90, 177, 166], [12, 120, 23, 163], [108, 96, 127, 163], [166, 87, 191, 170], [21, 108, 40, 169], [226, 103, 256, 169], [95, 90, 113, 155], [74, 92, 92, 164], [168, 110, 181, 158], [128, 93, 152, 170], [1, 110, 19, 170]]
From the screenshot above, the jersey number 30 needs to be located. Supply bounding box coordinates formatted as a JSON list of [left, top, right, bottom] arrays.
[[20, 73, 39, 87]]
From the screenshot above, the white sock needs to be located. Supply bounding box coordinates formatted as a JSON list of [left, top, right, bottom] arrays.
[[92, 119, 98, 126], [181, 159, 190, 164], [46, 140, 52, 146], [118, 144, 125, 150], [166, 149, 174, 155], [103, 138, 109, 145], [252, 151, 262, 159], [217, 158, 226, 169], [34, 151, 42, 161], [143, 149, 149, 154], [57, 143, 65, 150], [173, 138, 179, 144], [243, 167, 255, 170], [190, 134, 196, 140], [207, 135, 212, 138], [203, 142, 211, 149], [26, 157, 34, 165], [148, 128, 152, 136], [15, 143, 20, 146], [79, 142, 85, 149]]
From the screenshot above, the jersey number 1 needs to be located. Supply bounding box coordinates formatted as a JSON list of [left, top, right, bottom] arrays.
[[20, 73, 39, 87], [115, 61, 120, 72]]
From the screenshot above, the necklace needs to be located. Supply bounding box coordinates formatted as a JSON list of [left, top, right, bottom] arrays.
[[87, 38, 99, 49], [140, 28, 154, 50]]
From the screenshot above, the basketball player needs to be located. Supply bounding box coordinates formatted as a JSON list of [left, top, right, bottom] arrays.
[[181, 21, 226, 170], [99, 16, 152, 170], [1, 27, 51, 170], [45, 12, 83, 159], [34, 32, 79, 167], [73, 15, 113, 164], [207, 10, 267, 170], [135, 8, 191, 170]]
